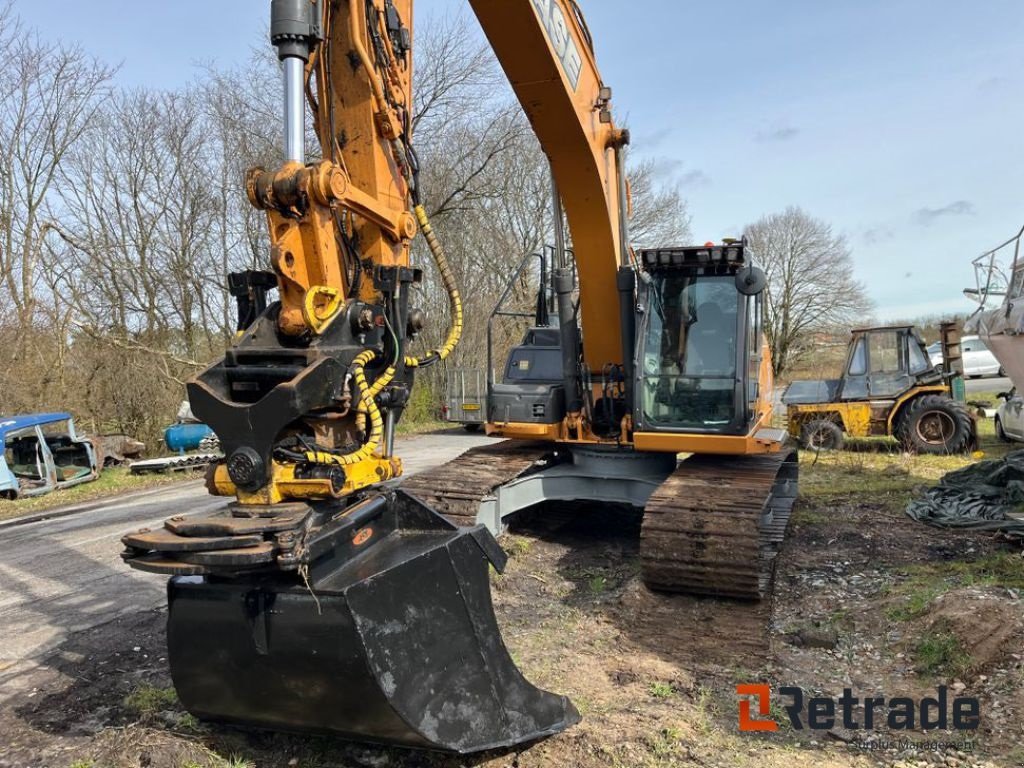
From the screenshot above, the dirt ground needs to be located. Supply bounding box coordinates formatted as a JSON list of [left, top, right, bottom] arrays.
[[1, 448, 1023, 768]]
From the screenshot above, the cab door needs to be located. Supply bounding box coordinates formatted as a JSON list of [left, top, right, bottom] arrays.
[[866, 329, 914, 399]]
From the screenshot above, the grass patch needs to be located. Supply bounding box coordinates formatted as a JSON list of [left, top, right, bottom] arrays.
[[887, 583, 945, 622], [968, 390, 1003, 407], [944, 552, 1024, 590], [503, 535, 533, 558], [394, 417, 450, 437], [123, 684, 178, 715], [68, 761, 96, 768], [643, 726, 685, 761], [176, 712, 202, 732], [0, 466, 193, 521], [797, 418, 1014, 516], [791, 506, 830, 525], [649, 681, 675, 699], [887, 552, 1024, 623], [913, 624, 973, 677]]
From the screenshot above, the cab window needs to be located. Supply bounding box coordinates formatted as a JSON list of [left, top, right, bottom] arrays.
[[868, 330, 902, 373], [848, 338, 867, 376], [641, 274, 739, 429], [908, 338, 932, 374]]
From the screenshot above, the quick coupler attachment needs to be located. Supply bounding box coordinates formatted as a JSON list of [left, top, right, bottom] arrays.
[[157, 491, 579, 754]]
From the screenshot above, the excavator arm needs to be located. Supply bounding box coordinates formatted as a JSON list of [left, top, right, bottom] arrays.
[[120, 0, 619, 754]]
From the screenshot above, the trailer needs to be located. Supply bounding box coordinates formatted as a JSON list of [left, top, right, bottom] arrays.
[[443, 368, 487, 431]]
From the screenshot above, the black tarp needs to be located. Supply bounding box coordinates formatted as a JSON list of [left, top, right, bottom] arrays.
[[906, 450, 1024, 537]]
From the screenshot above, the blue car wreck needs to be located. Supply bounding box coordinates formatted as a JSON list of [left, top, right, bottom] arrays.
[[0, 413, 100, 499]]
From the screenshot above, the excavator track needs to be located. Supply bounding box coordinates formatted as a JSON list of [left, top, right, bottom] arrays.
[[640, 448, 798, 600], [402, 440, 554, 526]]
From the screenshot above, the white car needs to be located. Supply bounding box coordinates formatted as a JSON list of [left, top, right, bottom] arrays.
[[996, 392, 1024, 442], [927, 336, 1004, 378]]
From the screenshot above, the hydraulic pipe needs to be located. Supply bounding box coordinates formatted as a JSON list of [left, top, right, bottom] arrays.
[[283, 57, 306, 164], [270, 0, 320, 163], [384, 409, 397, 458], [614, 136, 631, 267]]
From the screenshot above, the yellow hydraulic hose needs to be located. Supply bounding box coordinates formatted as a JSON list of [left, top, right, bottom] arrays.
[[407, 204, 463, 368], [308, 205, 462, 468], [305, 349, 384, 467]]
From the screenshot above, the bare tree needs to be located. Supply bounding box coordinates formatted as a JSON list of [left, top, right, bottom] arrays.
[[0, 7, 112, 339], [745, 206, 872, 377], [628, 157, 692, 248]]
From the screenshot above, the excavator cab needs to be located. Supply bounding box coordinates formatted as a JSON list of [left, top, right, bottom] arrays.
[[634, 244, 769, 437]]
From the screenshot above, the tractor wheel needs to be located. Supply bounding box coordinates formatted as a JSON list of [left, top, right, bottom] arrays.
[[799, 419, 845, 451], [896, 395, 974, 455]]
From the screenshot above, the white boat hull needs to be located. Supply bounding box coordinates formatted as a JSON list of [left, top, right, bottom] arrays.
[[965, 307, 1024, 389]]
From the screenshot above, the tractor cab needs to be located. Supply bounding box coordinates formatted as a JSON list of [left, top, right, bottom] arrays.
[[785, 326, 941, 405], [783, 326, 973, 454]]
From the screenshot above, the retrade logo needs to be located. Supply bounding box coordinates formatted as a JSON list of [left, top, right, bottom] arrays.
[[737, 685, 981, 733], [737, 684, 778, 732], [531, 0, 583, 90]]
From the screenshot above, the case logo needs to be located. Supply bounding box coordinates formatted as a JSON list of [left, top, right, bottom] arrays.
[[531, 0, 583, 90]]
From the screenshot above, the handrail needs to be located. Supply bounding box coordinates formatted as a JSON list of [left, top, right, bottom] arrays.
[[487, 252, 547, 389], [967, 223, 1024, 309]]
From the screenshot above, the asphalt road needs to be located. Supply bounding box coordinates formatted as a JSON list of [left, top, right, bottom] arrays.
[[0, 430, 496, 703]]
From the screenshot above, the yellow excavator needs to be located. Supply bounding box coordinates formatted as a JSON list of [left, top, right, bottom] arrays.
[[122, 0, 797, 754]]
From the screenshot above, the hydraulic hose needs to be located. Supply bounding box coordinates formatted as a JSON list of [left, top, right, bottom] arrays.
[[305, 349, 384, 466], [407, 204, 463, 369], [305, 206, 461, 468]]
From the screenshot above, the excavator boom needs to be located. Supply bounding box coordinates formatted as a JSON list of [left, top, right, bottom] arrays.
[[470, 0, 629, 369]]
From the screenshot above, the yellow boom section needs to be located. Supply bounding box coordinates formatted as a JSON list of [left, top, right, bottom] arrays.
[[469, 0, 629, 370]]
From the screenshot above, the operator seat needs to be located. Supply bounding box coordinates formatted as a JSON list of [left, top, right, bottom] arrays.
[[686, 302, 734, 376]]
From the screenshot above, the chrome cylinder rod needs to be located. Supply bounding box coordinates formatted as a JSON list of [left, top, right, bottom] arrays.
[[283, 56, 306, 164], [384, 410, 397, 458]]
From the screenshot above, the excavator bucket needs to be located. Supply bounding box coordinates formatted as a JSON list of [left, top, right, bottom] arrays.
[[152, 491, 578, 754]]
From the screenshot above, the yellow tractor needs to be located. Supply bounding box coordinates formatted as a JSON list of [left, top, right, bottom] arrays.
[[784, 325, 976, 454]]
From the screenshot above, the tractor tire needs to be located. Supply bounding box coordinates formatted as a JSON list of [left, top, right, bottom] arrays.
[[799, 419, 845, 451], [896, 395, 974, 455]]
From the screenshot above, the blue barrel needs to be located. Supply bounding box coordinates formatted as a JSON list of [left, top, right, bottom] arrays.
[[164, 423, 214, 453]]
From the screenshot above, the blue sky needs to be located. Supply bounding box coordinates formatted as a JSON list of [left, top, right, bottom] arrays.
[[17, 0, 1024, 320]]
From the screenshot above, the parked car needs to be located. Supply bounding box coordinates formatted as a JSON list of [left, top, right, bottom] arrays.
[[927, 336, 1004, 378], [995, 391, 1024, 442], [0, 413, 101, 499]]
